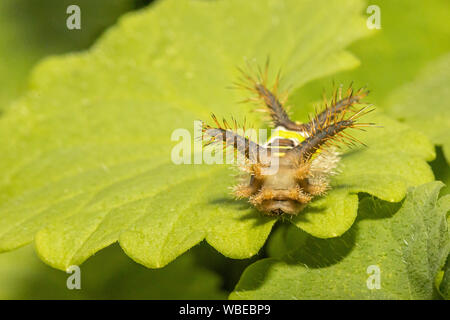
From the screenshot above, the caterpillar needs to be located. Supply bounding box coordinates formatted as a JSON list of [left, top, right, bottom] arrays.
[[202, 61, 375, 216]]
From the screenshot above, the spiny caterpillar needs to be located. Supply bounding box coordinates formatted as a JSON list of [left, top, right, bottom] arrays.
[[202, 62, 375, 216]]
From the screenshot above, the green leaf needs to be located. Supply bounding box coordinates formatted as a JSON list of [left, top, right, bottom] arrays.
[[0, 0, 375, 270], [290, 112, 434, 238], [270, 116, 438, 245], [440, 255, 450, 299], [265, 223, 309, 259], [288, 0, 450, 110], [0, 0, 144, 112], [386, 53, 450, 168], [439, 209, 450, 299], [231, 182, 450, 299], [0, 244, 226, 299]]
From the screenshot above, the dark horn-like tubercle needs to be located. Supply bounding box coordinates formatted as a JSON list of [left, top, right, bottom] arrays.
[[285, 107, 375, 161], [202, 115, 270, 163]]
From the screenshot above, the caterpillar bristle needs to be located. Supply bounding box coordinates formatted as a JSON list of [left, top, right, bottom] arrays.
[[200, 61, 378, 216]]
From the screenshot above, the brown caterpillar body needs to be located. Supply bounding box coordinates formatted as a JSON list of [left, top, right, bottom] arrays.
[[202, 62, 375, 216]]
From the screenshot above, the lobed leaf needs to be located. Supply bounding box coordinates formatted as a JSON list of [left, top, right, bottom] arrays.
[[0, 0, 434, 270], [231, 182, 450, 299], [0, 0, 373, 270]]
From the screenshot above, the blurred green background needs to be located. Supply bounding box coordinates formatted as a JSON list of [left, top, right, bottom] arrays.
[[0, 0, 448, 299], [0, 0, 151, 114]]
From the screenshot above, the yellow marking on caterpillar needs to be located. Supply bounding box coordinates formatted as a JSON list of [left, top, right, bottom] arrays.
[[265, 126, 321, 158]]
